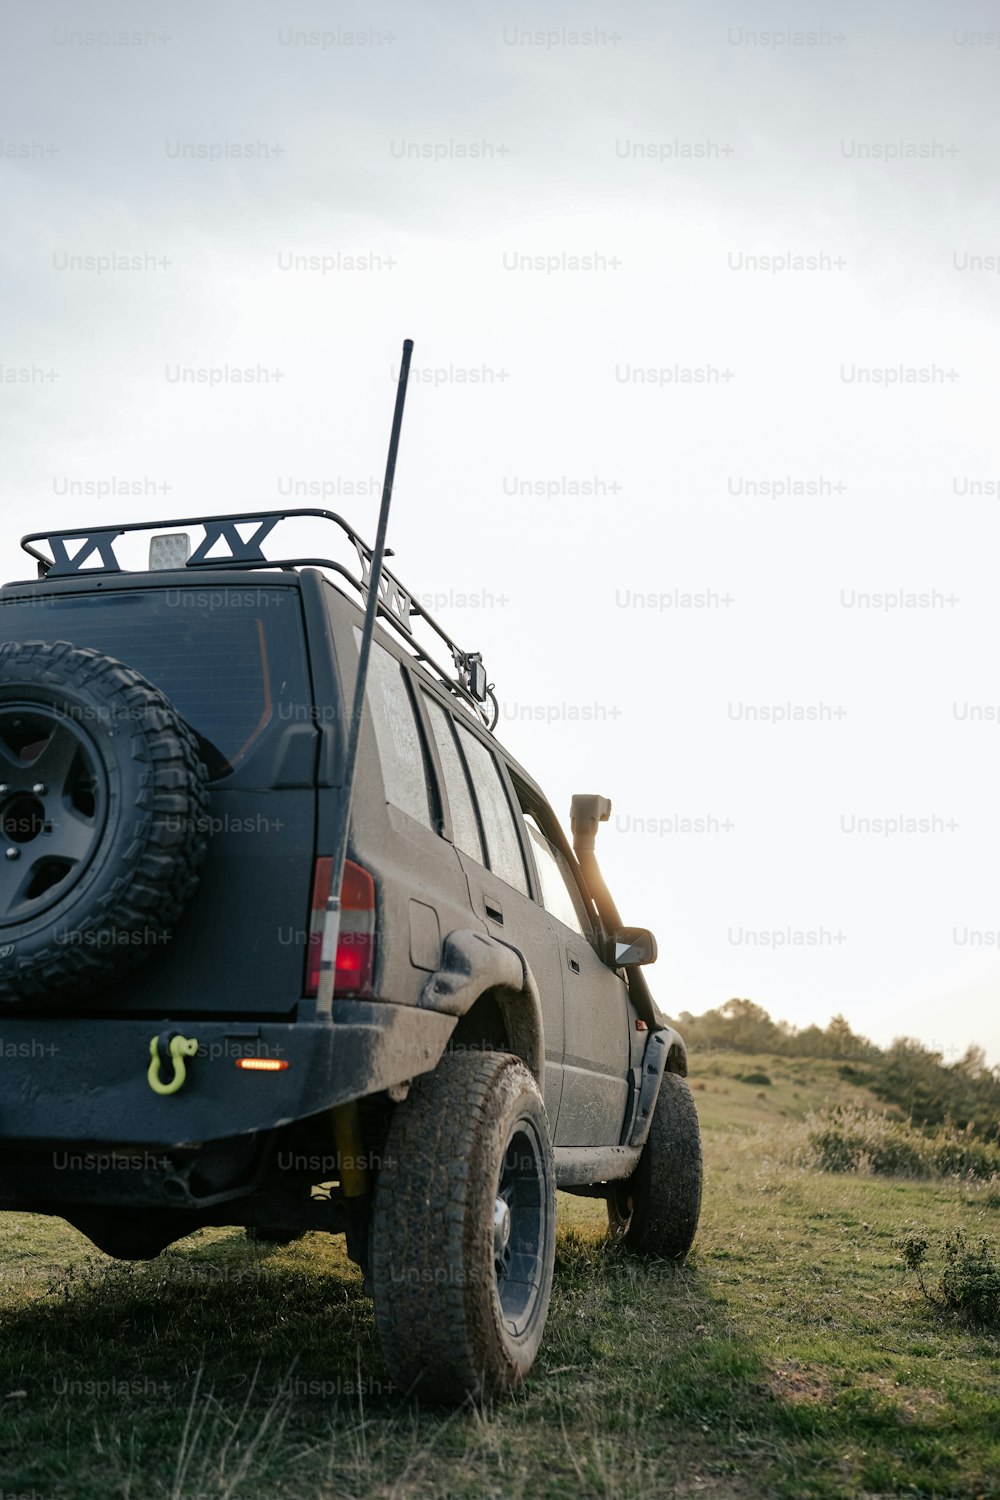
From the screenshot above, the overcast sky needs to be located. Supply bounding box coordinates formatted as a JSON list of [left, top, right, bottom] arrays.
[[3, 0, 1000, 1061]]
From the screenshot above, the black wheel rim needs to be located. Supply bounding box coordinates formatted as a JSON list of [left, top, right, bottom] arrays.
[[492, 1116, 548, 1338], [0, 702, 109, 924], [607, 1181, 634, 1241]]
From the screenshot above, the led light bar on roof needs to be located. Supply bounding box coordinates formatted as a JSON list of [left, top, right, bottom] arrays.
[[149, 532, 191, 570]]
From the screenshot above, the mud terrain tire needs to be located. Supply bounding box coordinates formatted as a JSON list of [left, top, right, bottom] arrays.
[[371, 1051, 556, 1403], [611, 1071, 702, 1260], [0, 641, 208, 1003]]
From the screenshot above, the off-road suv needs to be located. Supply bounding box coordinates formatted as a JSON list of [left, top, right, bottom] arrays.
[[0, 507, 701, 1402]]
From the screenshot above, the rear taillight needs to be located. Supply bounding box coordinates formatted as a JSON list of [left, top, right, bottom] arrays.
[[305, 857, 376, 998]]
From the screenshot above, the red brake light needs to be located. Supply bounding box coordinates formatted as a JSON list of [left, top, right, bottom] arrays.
[[305, 857, 376, 998]]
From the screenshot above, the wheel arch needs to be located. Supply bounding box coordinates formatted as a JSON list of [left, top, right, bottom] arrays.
[[627, 1023, 690, 1150], [419, 929, 545, 1090]]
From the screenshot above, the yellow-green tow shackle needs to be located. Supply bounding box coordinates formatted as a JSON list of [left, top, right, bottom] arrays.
[[147, 1033, 199, 1096]]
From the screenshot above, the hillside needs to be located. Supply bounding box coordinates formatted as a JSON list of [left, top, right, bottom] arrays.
[[686, 1048, 884, 1133]]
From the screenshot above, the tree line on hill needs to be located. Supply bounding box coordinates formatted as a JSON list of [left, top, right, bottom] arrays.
[[676, 997, 1000, 1142]]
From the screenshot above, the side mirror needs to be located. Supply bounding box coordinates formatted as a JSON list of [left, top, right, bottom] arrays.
[[610, 927, 658, 967]]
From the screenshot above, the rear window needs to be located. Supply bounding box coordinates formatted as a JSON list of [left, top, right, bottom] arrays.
[[363, 640, 435, 828], [422, 693, 484, 862], [0, 585, 311, 779]]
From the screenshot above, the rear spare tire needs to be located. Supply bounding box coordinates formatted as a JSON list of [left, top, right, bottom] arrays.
[[0, 640, 208, 1003]]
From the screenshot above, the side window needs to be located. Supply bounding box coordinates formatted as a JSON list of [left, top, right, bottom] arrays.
[[454, 723, 529, 895], [523, 813, 592, 938], [364, 640, 434, 829], [422, 695, 484, 863]]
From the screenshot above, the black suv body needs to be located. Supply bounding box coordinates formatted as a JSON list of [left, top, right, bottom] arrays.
[[0, 510, 700, 1400]]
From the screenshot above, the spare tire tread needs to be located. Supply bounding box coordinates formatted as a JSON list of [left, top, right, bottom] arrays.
[[0, 640, 208, 1003]]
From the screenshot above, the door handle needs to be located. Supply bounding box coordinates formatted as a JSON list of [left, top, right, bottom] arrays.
[[485, 898, 504, 925], [567, 952, 581, 974]]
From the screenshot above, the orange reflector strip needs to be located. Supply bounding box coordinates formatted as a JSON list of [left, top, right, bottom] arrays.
[[235, 1058, 289, 1072]]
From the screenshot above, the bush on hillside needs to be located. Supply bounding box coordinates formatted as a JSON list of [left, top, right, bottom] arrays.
[[679, 999, 876, 1062], [806, 1106, 1000, 1182]]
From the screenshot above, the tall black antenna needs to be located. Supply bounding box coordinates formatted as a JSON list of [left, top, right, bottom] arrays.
[[315, 339, 414, 1017]]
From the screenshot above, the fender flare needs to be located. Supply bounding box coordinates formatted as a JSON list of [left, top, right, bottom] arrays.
[[627, 1024, 689, 1150], [419, 929, 545, 1089]]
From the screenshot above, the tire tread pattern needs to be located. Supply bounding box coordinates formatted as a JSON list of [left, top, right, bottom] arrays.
[[625, 1070, 703, 1259], [371, 1051, 555, 1403], [0, 641, 208, 1003]]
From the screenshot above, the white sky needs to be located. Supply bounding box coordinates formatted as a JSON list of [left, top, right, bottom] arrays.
[[2, 0, 999, 1061]]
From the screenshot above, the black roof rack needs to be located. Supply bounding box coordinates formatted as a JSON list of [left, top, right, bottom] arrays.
[[19, 508, 499, 730]]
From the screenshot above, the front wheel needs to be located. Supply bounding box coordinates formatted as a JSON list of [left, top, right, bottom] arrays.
[[371, 1051, 556, 1403], [609, 1071, 702, 1260]]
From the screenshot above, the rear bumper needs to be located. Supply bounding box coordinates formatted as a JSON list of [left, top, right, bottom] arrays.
[[0, 1001, 455, 1148]]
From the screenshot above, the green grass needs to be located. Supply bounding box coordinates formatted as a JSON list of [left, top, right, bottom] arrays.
[[2, 1053, 999, 1498]]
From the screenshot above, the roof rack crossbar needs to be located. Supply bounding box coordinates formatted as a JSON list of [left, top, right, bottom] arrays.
[[19, 508, 498, 730]]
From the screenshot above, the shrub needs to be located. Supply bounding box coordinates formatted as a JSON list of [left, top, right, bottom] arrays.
[[940, 1233, 1000, 1330], [739, 1071, 772, 1087], [898, 1231, 1000, 1333], [806, 1106, 1000, 1182], [933, 1140, 1000, 1181]]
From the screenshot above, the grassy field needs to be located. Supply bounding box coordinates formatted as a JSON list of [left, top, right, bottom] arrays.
[[1, 1053, 999, 1499]]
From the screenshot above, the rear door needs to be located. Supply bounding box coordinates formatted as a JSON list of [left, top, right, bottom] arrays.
[[514, 792, 631, 1148], [422, 702, 565, 1129], [327, 619, 477, 1010], [0, 578, 319, 1015]]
